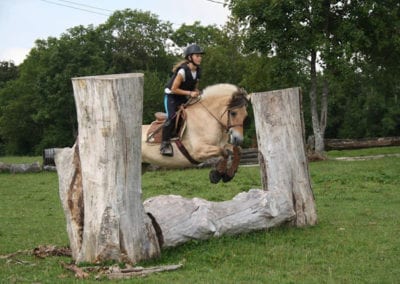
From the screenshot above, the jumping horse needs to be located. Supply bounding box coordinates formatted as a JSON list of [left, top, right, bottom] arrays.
[[141, 83, 249, 183]]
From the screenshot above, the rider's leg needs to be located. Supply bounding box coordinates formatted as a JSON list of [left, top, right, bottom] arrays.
[[160, 94, 176, 156], [160, 118, 174, 156]]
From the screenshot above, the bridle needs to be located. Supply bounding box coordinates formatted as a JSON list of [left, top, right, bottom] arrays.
[[198, 100, 245, 133]]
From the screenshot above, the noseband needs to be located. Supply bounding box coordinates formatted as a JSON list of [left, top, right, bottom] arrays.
[[225, 108, 245, 132], [199, 101, 246, 133]]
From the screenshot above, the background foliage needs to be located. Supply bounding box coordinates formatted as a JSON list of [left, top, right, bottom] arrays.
[[0, 2, 399, 155]]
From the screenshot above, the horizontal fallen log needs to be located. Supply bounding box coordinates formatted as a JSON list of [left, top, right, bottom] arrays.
[[144, 189, 295, 248], [0, 162, 41, 173], [324, 137, 400, 150], [333, 153, 400, 161]]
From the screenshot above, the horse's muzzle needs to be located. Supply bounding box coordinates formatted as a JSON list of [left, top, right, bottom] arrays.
[[230, 129, 244, 146]]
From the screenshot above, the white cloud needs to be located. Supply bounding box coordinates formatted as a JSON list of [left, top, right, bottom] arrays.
[[0, 0, 230, 65], [0, 47, 30, 65]]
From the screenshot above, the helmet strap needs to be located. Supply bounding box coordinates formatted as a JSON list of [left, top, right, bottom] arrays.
[[188, 55, 199, 67]]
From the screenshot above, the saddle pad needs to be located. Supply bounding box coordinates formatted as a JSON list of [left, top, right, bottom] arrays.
[[145, 109, 187, 144], [146, 120, 164, 144], [146, 119, 187, 144]]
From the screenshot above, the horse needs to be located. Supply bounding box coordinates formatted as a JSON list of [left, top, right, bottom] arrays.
[[141, 83, 249, 183]]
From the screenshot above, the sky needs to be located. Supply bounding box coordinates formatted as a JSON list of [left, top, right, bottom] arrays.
[[0, 0, 230, 65]]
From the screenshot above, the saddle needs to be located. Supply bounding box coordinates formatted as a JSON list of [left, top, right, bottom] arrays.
[[145, 108, 187, 144]]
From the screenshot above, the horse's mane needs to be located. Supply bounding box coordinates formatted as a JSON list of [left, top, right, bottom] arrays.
[[201, 83, 249, 109]]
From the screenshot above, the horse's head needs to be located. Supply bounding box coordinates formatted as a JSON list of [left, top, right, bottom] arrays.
[[226, 87, 249, 146], [197, 84, 249, 147]]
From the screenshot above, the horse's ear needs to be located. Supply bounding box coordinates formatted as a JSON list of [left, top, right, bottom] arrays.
[[236, 87, 251, 105], [246, 93, 253, 103]]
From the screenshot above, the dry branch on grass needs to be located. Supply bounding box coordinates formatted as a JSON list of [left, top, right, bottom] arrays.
[[61, 261, 89, 279], [1, 245, 182, 280], [0, 245, 71, 260], [104, 264, 183, 279], [62, 262, 183, 280], [33, 245, 72, 258], [0, 249, 32, 260]]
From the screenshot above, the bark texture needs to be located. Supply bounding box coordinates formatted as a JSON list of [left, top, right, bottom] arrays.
[[55, 73, 160, 264], [144, 190, 295, 248], [252, 87, 318, 227]]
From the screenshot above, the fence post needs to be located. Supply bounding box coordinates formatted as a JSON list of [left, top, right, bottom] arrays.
[[55, 73, 160, 263], [252, 87, 317, 226]]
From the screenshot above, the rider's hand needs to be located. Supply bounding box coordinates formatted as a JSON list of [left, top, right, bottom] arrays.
[[190, 90, 200, 98]]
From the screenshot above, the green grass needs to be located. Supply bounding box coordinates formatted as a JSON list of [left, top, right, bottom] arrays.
[[0, 156, 42, 165], [1, 148, 399, 283]]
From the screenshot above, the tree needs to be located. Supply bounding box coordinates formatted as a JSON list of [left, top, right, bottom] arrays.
[[99, 9, 173, 73], [199, 19, 246, 86], [171, 21, 225, 48], [346, 0, 400, 137], [96, 9, 176, 124], [0, 61, 19, 154], [0, 61, 18, 89], [0, 79, 42, 154], [0, 9, 175, 154], [229, 0, 349, 154], [230, 0, 400, 150]]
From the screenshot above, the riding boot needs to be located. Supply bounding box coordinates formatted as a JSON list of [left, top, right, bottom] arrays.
[[160, 119, 174, 156]]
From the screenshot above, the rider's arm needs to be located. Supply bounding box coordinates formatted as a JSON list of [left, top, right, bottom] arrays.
[[170, 73, 188, 96], [171, 70, 199, 98]]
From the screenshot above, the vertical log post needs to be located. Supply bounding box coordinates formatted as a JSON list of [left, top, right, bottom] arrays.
[[252, 87, 317, 227], [55, 73, 160, 264]]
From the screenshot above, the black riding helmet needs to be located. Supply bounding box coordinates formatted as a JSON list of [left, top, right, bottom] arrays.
[[184, 44, 205, 63]]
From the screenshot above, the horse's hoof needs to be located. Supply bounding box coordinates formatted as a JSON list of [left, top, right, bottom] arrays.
[[209, 170, 222, 184], [222, 173, 234, 183]]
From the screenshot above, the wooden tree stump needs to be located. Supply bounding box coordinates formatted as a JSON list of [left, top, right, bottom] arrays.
[[252, 87, 317, 226], [55, 73, 160, 264]]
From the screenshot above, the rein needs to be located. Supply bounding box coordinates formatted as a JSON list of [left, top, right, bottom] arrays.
[[171, 93, 246, 165], [198, 101, 244, 132]]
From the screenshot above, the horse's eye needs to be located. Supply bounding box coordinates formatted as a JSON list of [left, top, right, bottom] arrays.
[[230, 111, 237, 117]]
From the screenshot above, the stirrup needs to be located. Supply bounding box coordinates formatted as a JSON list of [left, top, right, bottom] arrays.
[[160, 142, 173, 157]]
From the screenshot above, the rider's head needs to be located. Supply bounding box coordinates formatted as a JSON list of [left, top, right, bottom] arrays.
[[184, 44, 204, 66]]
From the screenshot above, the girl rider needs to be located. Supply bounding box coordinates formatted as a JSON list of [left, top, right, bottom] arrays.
[[160, 44, 204, 156]]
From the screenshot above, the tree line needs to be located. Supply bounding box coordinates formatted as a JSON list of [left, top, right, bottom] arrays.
[[0, 2, 399, 156]]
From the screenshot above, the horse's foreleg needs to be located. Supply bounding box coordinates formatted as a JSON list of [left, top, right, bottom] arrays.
[[192, 145, 228, 161], [192, 144, 227, 183], [207, 145, 243, 184], [209, 156, 228, 184], [222, 146, 242, 183], [209, 145, 242, 183]]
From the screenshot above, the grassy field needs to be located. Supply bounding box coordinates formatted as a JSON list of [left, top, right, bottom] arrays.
[[0, 147, 399, 283]]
